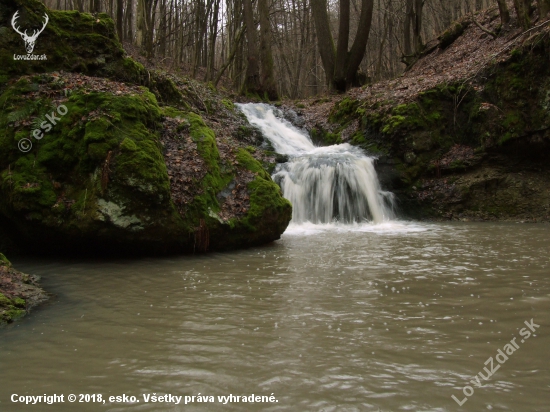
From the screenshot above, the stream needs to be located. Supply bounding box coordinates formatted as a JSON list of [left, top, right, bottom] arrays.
[[1, 222, 549, 411], [1, 105, 548, 411]]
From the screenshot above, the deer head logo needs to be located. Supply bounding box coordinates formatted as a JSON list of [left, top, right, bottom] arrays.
[[11, 10, 49, 54]]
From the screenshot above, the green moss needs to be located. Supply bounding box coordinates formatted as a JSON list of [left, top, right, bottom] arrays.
[[0, 74, 178, 237], [439, 22, 465, 49], [310, 128, 342, 146], [119, 138, 138, 152], [162, 106, 187, 119], [13, 297, 26, 307], [329, 98, 360, 124], [232, 149, 291, 232], [221, 99, 235, 110], [0, 253, 11, 266], [0, 292, 26, 325], [0, 293, 12, 306], [183, 113, 233, 225]]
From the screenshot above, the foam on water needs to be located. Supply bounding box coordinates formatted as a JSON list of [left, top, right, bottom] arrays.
[[283, 221, 433, 236]]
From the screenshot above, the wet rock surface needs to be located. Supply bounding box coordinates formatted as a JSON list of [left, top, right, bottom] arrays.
[[285, 9, 550, 222], [0, 0, 291, 255], [0, 254, 47, 325]]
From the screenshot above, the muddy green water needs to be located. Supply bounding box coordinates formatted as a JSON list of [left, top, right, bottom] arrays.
[[1, 222, 549, 411]]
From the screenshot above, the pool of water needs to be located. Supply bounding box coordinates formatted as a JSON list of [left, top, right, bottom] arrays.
[[1, 222, 549, 411]]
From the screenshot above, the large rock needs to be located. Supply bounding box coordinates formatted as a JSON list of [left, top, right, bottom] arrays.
[[0, 253, 47, 325], [0, 0, 291, 254]]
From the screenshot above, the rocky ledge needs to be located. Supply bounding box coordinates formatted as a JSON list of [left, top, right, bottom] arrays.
[[0, 0, 291, 255], [0, 254, 47, 326]]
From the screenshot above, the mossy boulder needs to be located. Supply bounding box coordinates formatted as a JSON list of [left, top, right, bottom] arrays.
[[0, 73, 291, 254]]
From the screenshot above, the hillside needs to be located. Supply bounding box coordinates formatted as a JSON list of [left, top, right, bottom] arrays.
[[288, 4, 550, 222]]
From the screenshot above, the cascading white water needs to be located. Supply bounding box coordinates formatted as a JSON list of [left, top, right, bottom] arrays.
[[237, 103, 395, 224]]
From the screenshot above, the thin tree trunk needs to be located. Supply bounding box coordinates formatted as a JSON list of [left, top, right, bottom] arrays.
[[513, 0, 532, 29], [413, 0, 424, 53], [259, 0, 278, 99], [539, 0, 550, 16], [344, 0, 374, 87], [159, 0, 167, 57], [243, 0, 261, 93], [496, 0, 510, 24], [404, 0, 413, 56], [207, 0, 220, 81], [334, 0, 350, 90], [126, 0, 134, 42], [116, 0, 124, 41], [215, 27, 244, 86]]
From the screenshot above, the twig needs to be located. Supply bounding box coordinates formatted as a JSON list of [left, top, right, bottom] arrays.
[[473, 18, 497, 39], [81, 189, 87, 215], [214, 27, 245, 87], [189, 81, 209, 114]]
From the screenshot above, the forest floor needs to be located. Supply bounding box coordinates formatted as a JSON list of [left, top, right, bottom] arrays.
[[287, 6, 550, 131]]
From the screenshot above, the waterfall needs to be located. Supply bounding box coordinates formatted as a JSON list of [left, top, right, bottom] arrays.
[[237, 103, 395, 224]]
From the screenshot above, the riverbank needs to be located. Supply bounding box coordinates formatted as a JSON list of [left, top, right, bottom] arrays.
[[0, 254, 47, 325], [283, 5, 550, 221]]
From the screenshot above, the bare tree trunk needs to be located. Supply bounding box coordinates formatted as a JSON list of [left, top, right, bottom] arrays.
[[404, 0, 413, 56], [126, 0, 134, 42], [207, 0, 221, 81], [259, 0, 278, 99], [136, 0, 145, 50], [116, 0, 124, 41], [74, 0, 84, 12], [413, 0, 424, 53], [334, 0, 350, 90], [376, 6, 388, 81], [243, 0, 261, 93], [311, 0, 336, 88], [92, 0, 101, 13], [513, 0, 532, 29], [539, 0, 550, 17], [144, 0, 157, 58], [311, 0, 373, 91], [344, 0, 374, 87], [496, 0, 510, 24], [158, 0, 167, 57]]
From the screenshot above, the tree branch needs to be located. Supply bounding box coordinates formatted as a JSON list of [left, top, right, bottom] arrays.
[[472, 17, 497, 39]]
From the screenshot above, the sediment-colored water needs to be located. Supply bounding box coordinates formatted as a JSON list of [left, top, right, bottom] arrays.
[[1, 222, 548, 411]]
